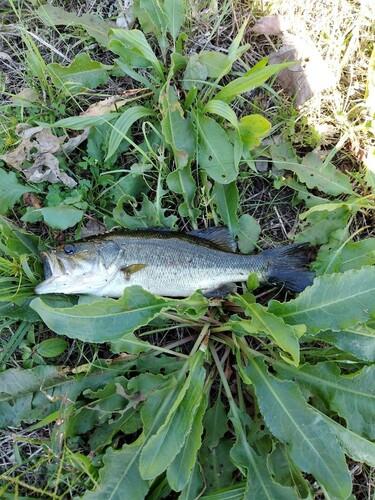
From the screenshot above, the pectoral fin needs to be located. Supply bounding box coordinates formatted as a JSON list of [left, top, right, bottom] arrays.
[[121, 263, 148, 280], [204, 282, 237, 298]]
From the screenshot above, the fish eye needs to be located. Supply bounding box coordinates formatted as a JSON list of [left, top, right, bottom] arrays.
[[64, 243, 75, 255]]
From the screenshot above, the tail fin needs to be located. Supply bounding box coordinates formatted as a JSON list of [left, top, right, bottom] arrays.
[[262, 243, 314, 293]]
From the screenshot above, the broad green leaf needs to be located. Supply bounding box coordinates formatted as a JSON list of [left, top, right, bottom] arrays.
[[35, 338, 67, 358], [48, 53, 111, 93], [232, 299, 304, 365], [140, 350, 206, 479], [109, 29, 164, 78], [318, 410, 375, 467], [30, 286, 173, 342], [167, 394, 207, 491], [183, 54, 208, 90], [199, 483, 246, 500], [0, 169, 37, 215], [167, 167, 200, 224], [113, 193, 177, 229], [269, 266, 375, 334], [106, 106, 154, 160], [237, 214, 261, 253], [164, 0, 185, 41], [180, 462, 204, 500], [271, 146, 354, 196], [134, 0, 168, 40], [203, 396, 228, 450], [230, 410, 299, 500], [243, 358, 352, 500], [276, 362, 375, 440], [21, 206, 84, 230], [37, 5, 115, 47], [203, 99, 239, 129], [338, 238, 375, 272], [277, 177, 328, 208], [214, 62, 291, 103], [198, 51, 232, 78], [239, 114, 271, 150], [160, 85, 195, 168], [53, 113, 119, 130], [315, 324, 375, 362], [212, 181, 239, 235], [196, 114, 238, 183], [295, 206, 350, 245], [84, 443, 149, 500], [201, 439, 237, 493]]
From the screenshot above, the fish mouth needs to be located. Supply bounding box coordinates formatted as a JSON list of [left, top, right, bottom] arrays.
[[35, 252, 68, 294]]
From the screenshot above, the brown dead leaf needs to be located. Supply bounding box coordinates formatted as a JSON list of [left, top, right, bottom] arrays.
[[10, 88, 39, 107], [81, 90, 146, 117], [61, 127, 90, 154], [251, 16, 336, 108], [23, 192, 42, 209], [23, 153, 77, 187]]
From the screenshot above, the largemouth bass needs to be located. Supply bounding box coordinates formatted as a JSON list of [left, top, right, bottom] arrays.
[[35, 227, 314, 298]]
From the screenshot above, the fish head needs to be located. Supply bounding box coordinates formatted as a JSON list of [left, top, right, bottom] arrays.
[[35, 239, 121, 295]]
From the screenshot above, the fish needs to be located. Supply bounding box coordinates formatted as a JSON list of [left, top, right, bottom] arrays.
[[34, 227, 314, 298]]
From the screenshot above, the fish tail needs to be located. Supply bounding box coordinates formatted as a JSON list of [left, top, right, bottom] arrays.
[[261, 243, 314, 292]]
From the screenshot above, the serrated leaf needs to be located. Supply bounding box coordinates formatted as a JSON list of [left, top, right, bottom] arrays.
[[37, 5, 115, 47], [164, 0, 185, 41], [196, 114, 238, 183], [214, 62, 291, 103], [276, 362, 375, 440], [0, 169, 37, 214], [140, 350, 206, 480], [271, 146, 354, 196], [315, 324, 375, 362], [239, 114, 271, 150], [295, 206, 350, 245], [167, 394, 207, 491], [30, 286, 173, 342], [35, 338, 67, 358], [268, 266, 375, 334], [243, 358, 352, 500], [106, 105, 154, 160], [48, 53, 111, 93], [84, 443, 149, 500], [230, 410, 299, 500]]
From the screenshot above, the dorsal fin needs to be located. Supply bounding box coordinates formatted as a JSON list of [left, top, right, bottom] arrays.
[[187, 227, 237, 252]]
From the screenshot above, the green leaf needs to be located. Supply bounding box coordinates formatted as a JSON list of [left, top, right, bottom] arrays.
[[201, 439, 237, 494], [237, 214, 261, 253], [183, 54, 208, 90], [230, 409, 299, 500], [179, 462, 204, 500], [239, 114, 271, 150], [109, 29, 164, 78], [48, 53, 111, 93], [203, 396, 228, 450], [315, 324, 375, 362], [37, 5, 115, 47], [22, 206, 84, 230], [140, 350, 206, 480], [164, 0, 185, 41], [295, 206, 350, 246], [232, 299, 304, 365], [134, 0, 168, 41], [106, 105, 154, 160], [276, 362, 375, 440], [30, 286, 173, 342], [243, 358, 352, 500], [167, 167, 200, 224], [0, 169, 37, 215], [167, 394, 207, 491], [35, 338, 68, 358], [196, 114, 238, 183], [212, 181, 239, 235], [337, 238, 375, 272], [197, 51, 232, 78], [269, 266, 375, 334], [203, 99, 239, 129], [84, 443, 149, 500], [53, 113, 119, 130], [214, 62, 291, 103], [160, 85, 195, 168], [271, 146, 354, 196]]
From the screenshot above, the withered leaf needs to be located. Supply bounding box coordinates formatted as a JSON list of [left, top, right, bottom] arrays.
[[23, 153, 77, 188]]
